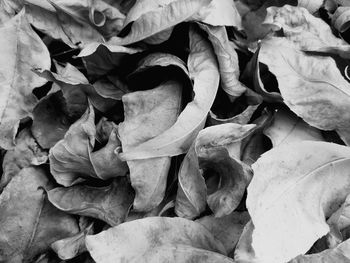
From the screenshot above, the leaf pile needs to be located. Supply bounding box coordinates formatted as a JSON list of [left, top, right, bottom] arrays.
[[2, 0, 350, 262]]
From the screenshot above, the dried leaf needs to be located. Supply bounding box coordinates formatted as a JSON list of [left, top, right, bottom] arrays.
[[0, 167, 79, 262], [264, 109, 324, 147], [247, 141, 350, 263], [48, 177, 134, 226], [175, 142, 207, 219], [119, 80, 182, 211], [120, 25, 220, 160], [196, 211, 250, 253], [289, 238, 350, 262], [51, 223, 94, 260], [0, 10, 50, 149], [49, 104, 128, 186], [86, 217, 234, 263], [199, 24, 246, 100], [259, 37, 350, 145], [332, 6, 350, 33], [108, 0, 212, 45], [264, 5, 347, 50], [78, 42, 143, 76], [34, 63, 119, 115], [1, 128, 47, 190]]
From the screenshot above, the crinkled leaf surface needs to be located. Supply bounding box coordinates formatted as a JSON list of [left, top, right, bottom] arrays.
[[0, 167, 79, 262], [1, 128, 47, 190], [48, 177, 134, 226], [247, 141, 350, 263], [120, 26, 220, 160], [86, 217, 234, 263], [119, 80, 182, 211], [264, 5, 347, 50], [0, 10, 50, 149], [259, 37, 350, 145], [199, 24, 246, 100], [264, 109, 324, 147], [49, 104, 128, 186]]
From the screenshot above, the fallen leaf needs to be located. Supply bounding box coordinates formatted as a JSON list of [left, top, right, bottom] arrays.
[[0, 167, 79, 262], [175, 142, 207, 219], [108, 0, 212, 45], [247, 141, 350, 263], [196, 211, 250, 254], [34, 63, 119, 115], [264, 109, 324, 147], [119, 25, 220, 160], [48, 177, 134, 226], [1, 128, 48, 190], [86, 217, 234, 263], [289, 238, 350, 262], [118, 80, 182, 211], [263, 5, 347, 50], [199, 24, 246, 100], [0, 9, 50, 149], [77, 42, 143, 76], [332, 6, 350, 33], [49, 104, 128, 186], [51, 223, 94, 260], [258, 37, 350, 145]]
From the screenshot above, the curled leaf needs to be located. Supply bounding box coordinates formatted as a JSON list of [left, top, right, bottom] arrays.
[[119, 80, 182, 211], [49, 104, 128, 186], [108, 0, 212, 45], [199, 24, 246, 100], [247, 141, 350, 263], [120, 25, 220, 160], [333, 6, 350, 33], [48, 177, 134, 226], [51, 223, 94, 260], [259, 37, 350, 145]]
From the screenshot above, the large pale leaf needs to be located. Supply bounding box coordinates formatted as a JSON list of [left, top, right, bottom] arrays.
[[196, 211, 250, 254], [247, 141, 350, 263], [1, 128, 47, 190], [108, 0, 211, 45], [264, 109, 324, 147], [118, 80, 182, 211], [0, 167, 79, 262], [48, 177, 134, 226], [49, 104, 128, 186], [258, 37, 350, 145], [119, 25, 220, 160], [0, 10, 50, 148], [86, 217, 234, 263]]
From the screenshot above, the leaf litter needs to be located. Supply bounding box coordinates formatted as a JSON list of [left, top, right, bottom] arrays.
[[2, 0, 350, 262]]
